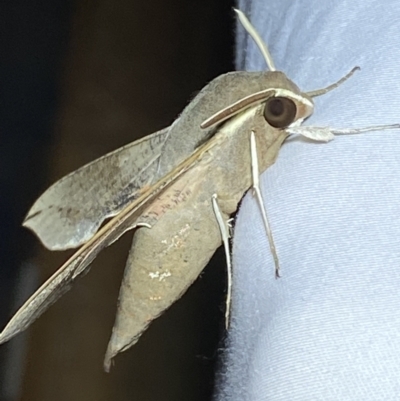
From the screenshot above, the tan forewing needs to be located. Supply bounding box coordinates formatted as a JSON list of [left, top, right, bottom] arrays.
[[23, 127, 169, 251], [0, 134, 222, 346]]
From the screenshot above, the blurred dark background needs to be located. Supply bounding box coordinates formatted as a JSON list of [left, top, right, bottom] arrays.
[[0, 0, 234, 400]]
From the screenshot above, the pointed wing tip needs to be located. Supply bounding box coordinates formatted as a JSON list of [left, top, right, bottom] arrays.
[[103, 329, 148, 372], [0, 327, 16, 346], [103, 347, 115, 373], [21, 216, 57, 249], [103, 332, 137, 372], [22, 218, 35, 233], [22, 219, 88, 251], [103, 360, 111, 373], [22, 208, 43, 227]]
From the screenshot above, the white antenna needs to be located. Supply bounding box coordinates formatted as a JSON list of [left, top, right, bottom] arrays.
[[234, 8, 276, 71]]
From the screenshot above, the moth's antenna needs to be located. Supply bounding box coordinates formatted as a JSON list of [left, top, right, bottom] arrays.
[[306, 67, 360, 97], [234, 8, 276, 72]]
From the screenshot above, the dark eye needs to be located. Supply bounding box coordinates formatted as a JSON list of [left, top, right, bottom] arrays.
[[263, 97, 297, 128]]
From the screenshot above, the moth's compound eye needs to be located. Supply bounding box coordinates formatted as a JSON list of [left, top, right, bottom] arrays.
[[263, 97, 297, 128]]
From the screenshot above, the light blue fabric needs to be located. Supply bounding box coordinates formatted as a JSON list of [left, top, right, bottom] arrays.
[[216, 1, 400, 400]]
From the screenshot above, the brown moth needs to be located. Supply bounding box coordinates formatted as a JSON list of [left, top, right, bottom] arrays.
[[0, 9, 398, 371]]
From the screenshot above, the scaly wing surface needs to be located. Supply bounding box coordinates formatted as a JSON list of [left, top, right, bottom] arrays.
[[24, 128, 169, 250], [0, 134, 221, 345]]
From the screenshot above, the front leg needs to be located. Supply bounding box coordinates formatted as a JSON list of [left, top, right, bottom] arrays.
[[250, 131, 280, 277]]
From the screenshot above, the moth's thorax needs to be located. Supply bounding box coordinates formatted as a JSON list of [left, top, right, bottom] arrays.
[[193, 105, 287, 215], [156, 71, 313, 180]]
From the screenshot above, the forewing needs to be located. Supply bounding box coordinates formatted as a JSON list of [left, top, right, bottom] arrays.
[[103, 160, 225, 370], [23, 128, 169, 251], [0, 134, 221, 346]]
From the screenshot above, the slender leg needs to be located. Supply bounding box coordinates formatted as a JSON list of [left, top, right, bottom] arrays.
[[250, 131, 280, 278], [211, 194, 232, 328]]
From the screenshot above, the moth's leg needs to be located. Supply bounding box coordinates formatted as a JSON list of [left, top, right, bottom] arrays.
[[250, 131, 280, 278], [212, 194, 232, 329], [227, 218, 234, 238]]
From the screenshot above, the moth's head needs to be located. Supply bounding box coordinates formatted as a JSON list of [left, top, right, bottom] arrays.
[[232, 9, 314, 129], [230, 10, 359, 132], [201, 10, 313, 131], [200, 72, 314, 131], [261, 71, 314, 128]]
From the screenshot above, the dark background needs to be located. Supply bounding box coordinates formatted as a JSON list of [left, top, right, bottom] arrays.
[[0, 0, 234, 400]]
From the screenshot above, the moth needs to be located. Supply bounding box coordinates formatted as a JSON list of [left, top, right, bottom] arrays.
[[1, 9, 398, 371]]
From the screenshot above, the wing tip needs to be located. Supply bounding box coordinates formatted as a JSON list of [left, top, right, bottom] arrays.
[[103, 332, 126, 372], [23, 210, 43, 226], [103, 330, 142, 372], [103, 353, 113, 373], [0, 325, 17, 346], [103, 340, 119, 372]]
